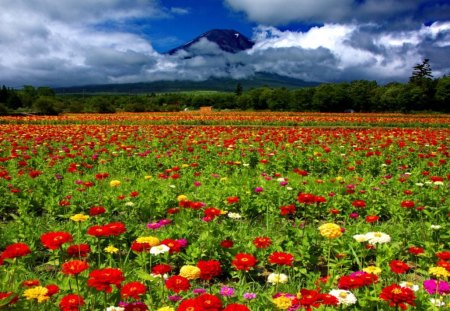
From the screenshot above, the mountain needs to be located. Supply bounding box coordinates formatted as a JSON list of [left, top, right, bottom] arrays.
[[167, 29, 254, 55], [55, 73, 318, 94]]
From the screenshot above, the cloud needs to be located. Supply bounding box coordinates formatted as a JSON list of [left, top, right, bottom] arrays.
[[224, 0, 448, 26], [0, 0, 449, 87]]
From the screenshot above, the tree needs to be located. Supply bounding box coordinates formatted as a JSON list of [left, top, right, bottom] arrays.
[[235, 83, 243, 96], [32, 96, 62, 115], [435, 76, 450, 111], [409, 59, 433, 84]]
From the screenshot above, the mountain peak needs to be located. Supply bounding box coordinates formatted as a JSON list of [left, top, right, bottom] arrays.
[[168, 29, 254, 55]]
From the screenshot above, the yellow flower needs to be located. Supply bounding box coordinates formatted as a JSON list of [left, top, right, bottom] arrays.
[[179, 265, 201, 280], [429, 266, 450, 278], [104, 245, 119, 254], [157, 307, 175, 311], [181, 164, 189, 168], [319, 223, 343, 239], [136, 236, 160, 246], [144, 175, 152, 180], [23, 286, 49, 303], [272, 296, 293, 310], [177, 194, 188, 202], [70, 213, 90, 222], [362, 266, 382, 275], [109, 180, 121, 187]]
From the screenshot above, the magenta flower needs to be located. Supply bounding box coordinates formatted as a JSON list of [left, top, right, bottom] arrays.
[[423, 279, 450, 295], [254, 187, 264, 193], [220, 286, 235, 297]]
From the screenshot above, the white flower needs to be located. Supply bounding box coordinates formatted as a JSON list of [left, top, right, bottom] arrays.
[[286, 187, 293, 191], [228, 212, 242, 219], [431, 225, 442, 230], [105, 307, 125, 311], [430, 298, 445, 307], [353, 234, 368, 243], [267, 273, 288, 284], [329, 289, 357, 306], [125, 201, 134, 207], [400, 281, 419, 292], [169, 185, 176, 188], [150, 244, 170, 255], [434, 181, 444, 186], [415, 183, 424, 187], [365, 232, 391, 244]]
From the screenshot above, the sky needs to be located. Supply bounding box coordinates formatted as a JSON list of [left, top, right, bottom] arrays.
[[1, 0, 450, 87]]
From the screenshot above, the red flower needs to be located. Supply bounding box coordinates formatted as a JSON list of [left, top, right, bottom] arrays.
[[121, 281, 147, 300], [268, 251, 294, 266], [104, 222, 127, 236], [297, 289, 322, 310], [279, 204, 296, 215], [351, 200, 366, 208], [165, 275, 191, 293], [131, 241, 152, 253], [365, 215, 379, 223], [89, 206, 106, 216], [223, 303, 250, 311], [95, 173, 109, 180], [437, 260, 450, 272], [87, 268, 125, 292], [0, 292, 19, 306], [177, 298, 201, 311], [379, 284, 416, 310], [253, 236, 272, 249], [161, 239, 183, 254], [204, 207, 222, 219], [227, 196, 239, 204], [389, 260, 410, 274], [59, 294, 85, 311], [45, 284, 59, 297], [61, 260, 89, 275], [407, 246, 424, 256], [87, 225, 108, 237], [41, 232, 73, 250], [66, 244, 91, 258], [1, 242, 31, 260], [124, 302, 148, 311], [400, 200, 415, 208], [151, 264, 172, 275], [197, 293, 222, 311], [298, 193, 317, 204], [220, 239, 234, 248], [197, 260, 222, 280], [22, 279, 40, 287], [232, 253, 257, 271], [436, 251, 450, 261]]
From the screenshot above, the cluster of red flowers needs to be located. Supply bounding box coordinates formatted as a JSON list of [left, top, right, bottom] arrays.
[[389, 260, 410, 274], [87, 268, 125, 292], [436, 251, 450, 272], [179, 200, 205, 210], [268, 251, 294, 266], [297, 193, 326, 205], [87, 222, 126, 237], [338, 271, 378, 289], [177, 293, 222, 311], [379, 284, 416, 310]]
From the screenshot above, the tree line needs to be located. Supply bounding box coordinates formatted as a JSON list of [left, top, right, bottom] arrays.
[[1, 59, 449, 115]]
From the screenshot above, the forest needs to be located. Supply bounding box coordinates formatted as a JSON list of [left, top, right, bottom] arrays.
[[1, 59, 449, 115]]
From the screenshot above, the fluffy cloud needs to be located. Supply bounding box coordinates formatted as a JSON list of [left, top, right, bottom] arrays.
[[224, 0, 447, 26]]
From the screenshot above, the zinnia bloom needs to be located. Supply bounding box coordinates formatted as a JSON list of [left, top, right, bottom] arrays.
[[267, 273, 288, 284], [179, 265, 201, 280], [253, 236, 272, 248], [61, 260, 89, 275], [59, 294, 85, 311], [165, 275, 190, 293], [232, 253, 257, 271], [268, 251, 294, 266], [197, 259, 222, 280], [70, 214, 89, 222], [389, 260, 410, 274], [1, 242, 31, 260], [120, 281, 147, 300], [41, 231, 73, 250], [318, 223, 343, 239], [87, 268, 125, 292], [23, 286, 49, 303], [365, 232, 391, 244], [66, 244, 91, 258], [223, 303, 250, 311], [423, 279, 450, 295], [379, 284, 416, 310], [196, 293, 222, 310], [329, 289, 357, 306]]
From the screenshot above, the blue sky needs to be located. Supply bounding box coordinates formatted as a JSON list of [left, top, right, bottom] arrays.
[[1, 0, 449, 87]]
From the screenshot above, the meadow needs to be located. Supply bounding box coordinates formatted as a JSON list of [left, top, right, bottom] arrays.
[[0, 112, 449, 310]]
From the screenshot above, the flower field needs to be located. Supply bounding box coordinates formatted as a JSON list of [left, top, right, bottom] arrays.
[[0, 112, 449, 310]]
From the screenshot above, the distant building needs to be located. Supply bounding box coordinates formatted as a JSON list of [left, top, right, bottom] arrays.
[[200, 106, 213, 113]]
